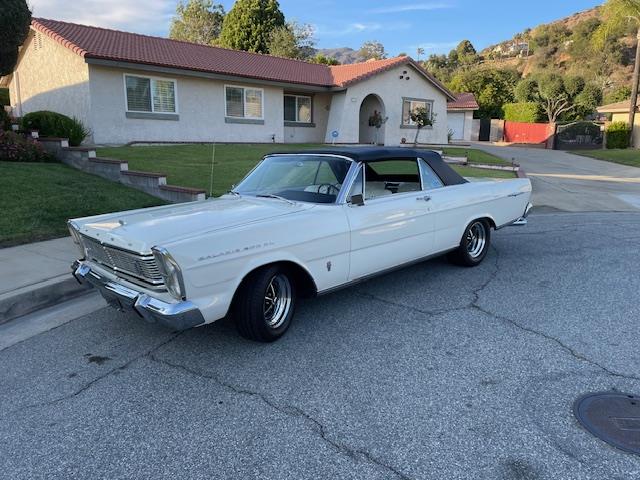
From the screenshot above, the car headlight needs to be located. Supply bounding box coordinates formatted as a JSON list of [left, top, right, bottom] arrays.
[[67, 220, 85, 259], [152, 246, 186, 301]]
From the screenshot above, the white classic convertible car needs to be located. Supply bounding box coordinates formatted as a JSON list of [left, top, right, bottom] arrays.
[[69, 147, 532, 341]]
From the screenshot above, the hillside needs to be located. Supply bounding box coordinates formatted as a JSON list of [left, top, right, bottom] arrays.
[[314, 47, 360, 64], [477, 6, 635, 93]]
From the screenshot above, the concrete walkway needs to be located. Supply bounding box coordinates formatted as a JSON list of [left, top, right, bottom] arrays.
[[0, 237, 89, 323], [471, 144, 640, 212]]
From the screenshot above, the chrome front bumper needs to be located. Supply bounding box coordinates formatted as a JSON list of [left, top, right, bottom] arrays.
[[72, 261, 205, 330]]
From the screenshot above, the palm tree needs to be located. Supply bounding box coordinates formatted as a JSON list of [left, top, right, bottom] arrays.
[[600, 0, 640, 145]]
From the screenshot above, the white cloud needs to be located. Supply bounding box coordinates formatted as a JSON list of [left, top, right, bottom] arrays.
[[29, 0, 175, 36], [315, 21, 410, 37], [369, 3, 452, 14]]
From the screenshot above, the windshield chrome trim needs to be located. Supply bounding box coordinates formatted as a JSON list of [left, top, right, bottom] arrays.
[[337, 161, 363, 205], [234, 153, 355, 205]]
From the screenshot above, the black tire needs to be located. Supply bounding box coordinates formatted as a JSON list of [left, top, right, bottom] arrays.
[[232, 265, 297, 342], [447, 219, 491, 267]]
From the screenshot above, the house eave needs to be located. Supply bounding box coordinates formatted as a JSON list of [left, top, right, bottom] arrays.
[[85, 57, 335, 92]]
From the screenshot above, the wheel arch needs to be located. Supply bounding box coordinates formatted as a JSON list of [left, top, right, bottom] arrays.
[[230, 259, 319, 312], [463, 214, 496, 231]]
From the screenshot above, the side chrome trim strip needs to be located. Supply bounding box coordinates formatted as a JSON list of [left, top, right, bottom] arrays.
[[316, 247, 457, 296]]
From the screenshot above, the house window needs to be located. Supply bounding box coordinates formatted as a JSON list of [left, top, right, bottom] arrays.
[[225, 85, 264, 119], [125, 75, 176, 113], [402, 98, 433, 126], [284, 94, 312, 123]]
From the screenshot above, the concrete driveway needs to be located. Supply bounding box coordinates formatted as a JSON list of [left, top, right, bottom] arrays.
[[2, 212, 640, 479], [472, 144, 640, 212]]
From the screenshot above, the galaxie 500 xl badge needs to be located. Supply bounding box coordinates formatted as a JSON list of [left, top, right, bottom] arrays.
[[197, 242, 275, 262]]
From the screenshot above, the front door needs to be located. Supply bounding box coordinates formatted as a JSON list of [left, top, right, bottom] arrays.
[[343, 159, 435, 280]]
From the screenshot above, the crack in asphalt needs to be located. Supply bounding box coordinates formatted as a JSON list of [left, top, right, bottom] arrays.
[[8, 331, 185, 415], [360, 245, 640, 386], [468, 247, 640, 384], [150, 355, 413, 480]]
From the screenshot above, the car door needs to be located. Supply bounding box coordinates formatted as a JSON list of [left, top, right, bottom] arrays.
[[342, 158, 436, 281]]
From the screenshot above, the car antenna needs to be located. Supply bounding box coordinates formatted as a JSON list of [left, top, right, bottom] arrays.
[[209, 141, 216, 198]]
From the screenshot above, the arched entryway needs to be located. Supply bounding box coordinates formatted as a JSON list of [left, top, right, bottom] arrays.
[[359, 94, 386, 145]]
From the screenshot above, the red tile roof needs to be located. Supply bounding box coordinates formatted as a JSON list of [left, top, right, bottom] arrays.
[[30, 18, 455, 97], [447, 92, 479, 110]]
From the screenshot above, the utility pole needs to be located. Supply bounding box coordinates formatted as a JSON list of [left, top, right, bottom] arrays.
[[628, 29, 640, 147]]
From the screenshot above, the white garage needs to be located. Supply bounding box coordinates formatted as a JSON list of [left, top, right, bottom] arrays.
[[447, 112, 466, 140], [447, 93, 479, 142]]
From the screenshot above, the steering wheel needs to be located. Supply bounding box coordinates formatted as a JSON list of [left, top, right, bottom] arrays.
[[316, 183, 340, 195]]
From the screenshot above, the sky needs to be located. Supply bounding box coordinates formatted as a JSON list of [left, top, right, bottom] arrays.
[[28, 0, 604, 56]]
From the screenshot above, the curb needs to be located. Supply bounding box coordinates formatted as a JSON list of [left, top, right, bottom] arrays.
[[0, 274, 91, 325], [516, 166, 528, 178]]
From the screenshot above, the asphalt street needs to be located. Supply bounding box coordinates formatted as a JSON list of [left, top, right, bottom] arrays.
[[1, 211, 640, 479]]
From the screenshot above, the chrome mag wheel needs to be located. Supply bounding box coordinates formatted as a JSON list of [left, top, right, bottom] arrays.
[[466, 221, 487, 259], [263, 274, 293, 328]]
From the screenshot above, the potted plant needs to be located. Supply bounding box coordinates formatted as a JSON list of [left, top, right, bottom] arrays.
[[368, 110, 388, 145]]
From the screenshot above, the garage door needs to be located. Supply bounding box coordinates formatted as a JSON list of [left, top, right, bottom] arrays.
[[447, 112, 465, 141]]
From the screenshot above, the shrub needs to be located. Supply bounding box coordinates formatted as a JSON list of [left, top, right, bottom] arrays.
[[503, 102, 543, 123], [21, 110, 90, 146], [606, 121, 631, 149], [0, 108, 10, 131], [0, 88, 9, 106], [0, 131, 55, 162]]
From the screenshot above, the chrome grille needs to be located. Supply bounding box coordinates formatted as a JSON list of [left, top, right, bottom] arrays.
[[81, 235, 164, 288]]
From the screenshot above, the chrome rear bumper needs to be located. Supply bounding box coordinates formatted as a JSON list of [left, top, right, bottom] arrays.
[[512, 202, 533, 226], [72, 260, 204, 330]]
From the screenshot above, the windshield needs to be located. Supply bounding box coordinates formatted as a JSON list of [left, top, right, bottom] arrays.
[[234, 154, 352, 204]]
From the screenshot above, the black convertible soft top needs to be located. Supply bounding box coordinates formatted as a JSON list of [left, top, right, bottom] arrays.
[[267, 147, 467, 187]]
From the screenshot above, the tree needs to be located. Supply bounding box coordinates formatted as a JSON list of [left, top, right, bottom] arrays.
[[515, 73, 601, 122], [266, 21, 315, 59], [574, 83, 603, 118], [598, 0, 640, 146], [409, 107, 434, 145], [169, 0, 225, 45], [310, 54, 340, 65], [218, 0, 285, 53], [448, 67, 520, 118], [455, 39, 477, 64], [0, 0, 31, 76], [603, 85, 632, 104], [358, 41, 386, 61]]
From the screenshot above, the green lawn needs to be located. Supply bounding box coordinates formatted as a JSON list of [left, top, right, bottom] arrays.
[[98, 144, 325, 197], [0, 162, 164, 247], [98, 144, 515, 195], [427, 147, 511, 166], [577, 149, 640, 168]]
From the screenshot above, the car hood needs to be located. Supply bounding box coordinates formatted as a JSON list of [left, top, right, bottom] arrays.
[[72, 196, 314, 253]]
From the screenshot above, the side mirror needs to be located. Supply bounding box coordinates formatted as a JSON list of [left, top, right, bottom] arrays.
[[350, 194, 365, 206]]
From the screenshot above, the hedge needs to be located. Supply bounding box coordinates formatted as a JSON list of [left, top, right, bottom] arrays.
[[606, 121, 631, 149], [502, 102, 543, 123], [21, 110, 90, 146]]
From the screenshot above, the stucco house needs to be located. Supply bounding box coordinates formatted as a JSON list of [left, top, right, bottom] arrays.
[[446, 92, 479, 142], [2, 19, 460, 146], [597, 99, 640, 147]]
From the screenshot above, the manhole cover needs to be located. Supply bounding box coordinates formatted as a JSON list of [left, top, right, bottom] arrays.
[[574, 392, 640, 455]]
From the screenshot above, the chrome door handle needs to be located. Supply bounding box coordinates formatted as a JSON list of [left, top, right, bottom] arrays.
[[417, 195, 432, 202]]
